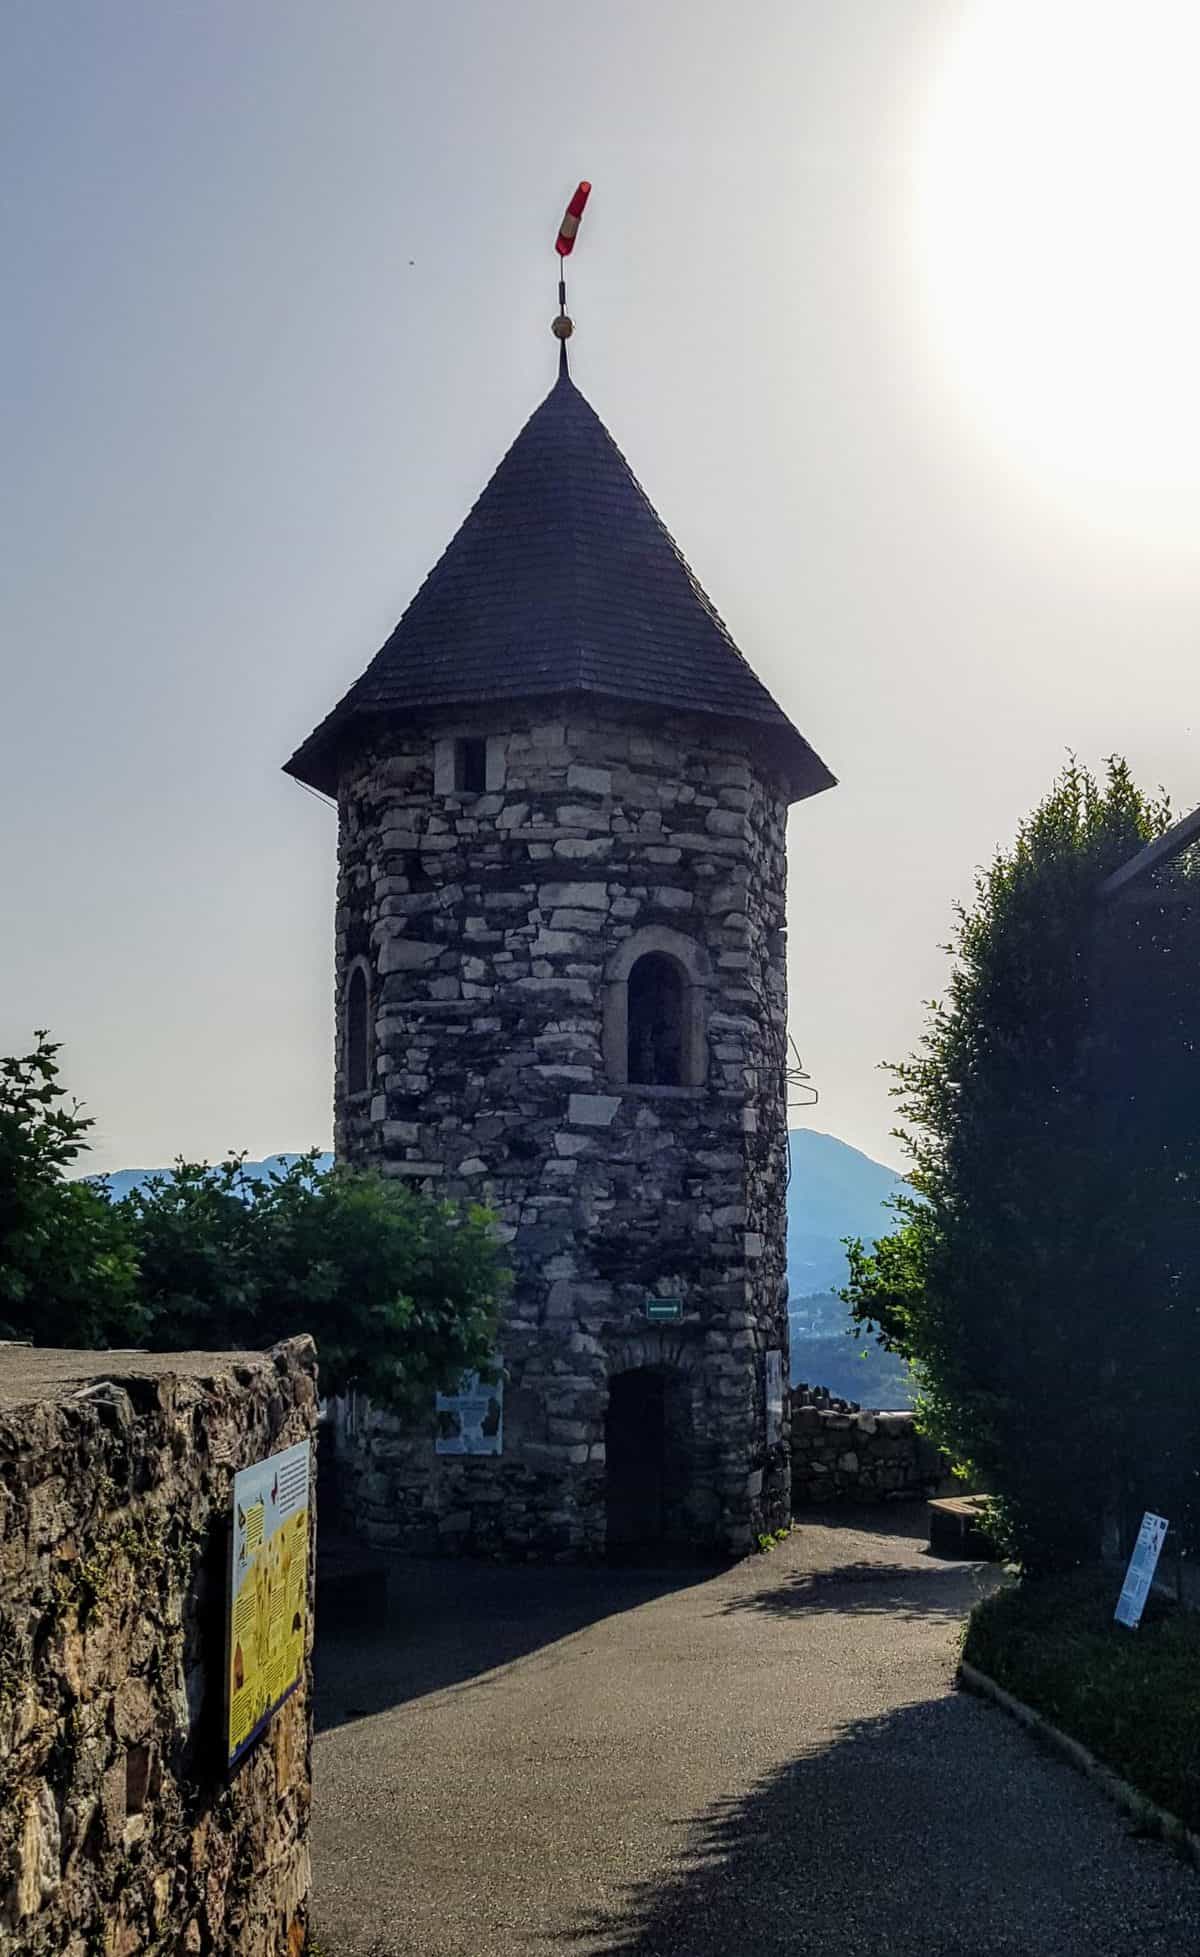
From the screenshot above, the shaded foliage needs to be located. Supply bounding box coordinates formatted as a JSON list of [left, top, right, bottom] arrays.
[[0, 1038, 506, 1409], [844, 760, 1200, 1569], [0, 1036, 140, 1346], [122, 1151, 505, 1408]]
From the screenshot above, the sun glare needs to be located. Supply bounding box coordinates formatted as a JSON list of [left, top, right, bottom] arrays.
[[913, 2, 1200, 552]]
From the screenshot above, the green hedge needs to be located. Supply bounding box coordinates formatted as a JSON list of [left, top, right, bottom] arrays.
[[964, 1569, 1200, 1834]]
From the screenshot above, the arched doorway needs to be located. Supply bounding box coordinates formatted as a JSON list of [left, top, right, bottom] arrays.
[[605, 1366, 700, 1561]]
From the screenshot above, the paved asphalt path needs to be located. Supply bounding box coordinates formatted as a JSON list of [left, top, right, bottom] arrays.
[[311, 1509, 1198, 1955]]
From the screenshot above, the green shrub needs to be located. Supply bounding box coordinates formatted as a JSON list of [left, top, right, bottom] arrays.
[[0, 1035, 141, 1346], [121, 1151, 506, 1409], [844, 760, 1200, 1570], [0, 1036, 507, 1411], [964, 1569, 1200, 1833]]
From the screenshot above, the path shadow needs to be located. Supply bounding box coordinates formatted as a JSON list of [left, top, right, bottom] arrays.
[[313, 1550, 711, 1733], [723, 1556, 999, 1624], [558, 1694, 1197, 1957]]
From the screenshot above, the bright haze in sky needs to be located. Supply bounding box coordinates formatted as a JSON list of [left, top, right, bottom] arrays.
[[2, 1, 1197, 1174]]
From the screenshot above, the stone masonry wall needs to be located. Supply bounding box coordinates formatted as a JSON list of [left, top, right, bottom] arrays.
[[0, 1339, 317, 1957], [790, 1387, 951, 1504], [331, 697, 795, 1557]]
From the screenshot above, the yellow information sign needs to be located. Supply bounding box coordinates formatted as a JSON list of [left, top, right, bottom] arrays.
[[226, 1439, 310, 1768]]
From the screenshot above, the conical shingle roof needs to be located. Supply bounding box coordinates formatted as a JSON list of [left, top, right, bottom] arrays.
[[284, 370, 834, 799]]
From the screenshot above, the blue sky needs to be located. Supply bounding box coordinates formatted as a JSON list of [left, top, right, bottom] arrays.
[[2, 1, 1197, 1170]]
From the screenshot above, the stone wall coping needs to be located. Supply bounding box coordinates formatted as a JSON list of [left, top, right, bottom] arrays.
[[0, 1337, 315, 1409]]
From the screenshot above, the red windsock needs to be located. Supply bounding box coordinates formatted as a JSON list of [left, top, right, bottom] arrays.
[[555, 181, 592, 257]]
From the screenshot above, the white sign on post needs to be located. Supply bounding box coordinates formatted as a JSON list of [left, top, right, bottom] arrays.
[[1114, 1511, 1169, 1629]]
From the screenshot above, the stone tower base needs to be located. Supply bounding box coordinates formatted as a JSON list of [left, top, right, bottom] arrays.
[[327, 1328, 790, 1562]]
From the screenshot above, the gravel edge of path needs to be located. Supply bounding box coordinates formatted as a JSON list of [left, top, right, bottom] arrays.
[[959, 1659, 1200, 1872]]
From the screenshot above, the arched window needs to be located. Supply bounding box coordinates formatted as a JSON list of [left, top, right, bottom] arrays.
[[627, 953, 684, 1086], [345, 963, 370, 1097], [603, 927, 710, 1090]]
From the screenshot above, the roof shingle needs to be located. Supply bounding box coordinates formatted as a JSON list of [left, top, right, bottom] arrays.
[[284, 370, 834, 799]]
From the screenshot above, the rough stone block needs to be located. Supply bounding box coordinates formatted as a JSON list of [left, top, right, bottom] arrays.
[[566, 764, 612, 796], [554, 837, 612, 860], [377, 936, 441, 974], [567, 1093, 621, 1128], [539, 882, 609, 911], [531, 929, 587, 956]]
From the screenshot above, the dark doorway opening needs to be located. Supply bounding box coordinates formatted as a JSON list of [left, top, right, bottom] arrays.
[[605, 1367, 714, 1565], [606, 1369, 666, 1559], [627, 952, 684, 1085]]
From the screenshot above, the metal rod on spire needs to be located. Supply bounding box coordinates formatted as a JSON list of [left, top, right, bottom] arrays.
[[552, 181, 591, 375], [556, 274, 570, 377]]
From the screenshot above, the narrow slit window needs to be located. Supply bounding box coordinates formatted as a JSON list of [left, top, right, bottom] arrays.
[[455, 737, 487, 794], [627, 952, 684, 1087], [346, 966, 369, 1096]]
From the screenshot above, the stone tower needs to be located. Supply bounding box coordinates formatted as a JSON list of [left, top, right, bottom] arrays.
[[285, 360, 835, 1559]]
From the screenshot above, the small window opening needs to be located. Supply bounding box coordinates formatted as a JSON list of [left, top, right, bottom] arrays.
[[627, 953, 684, 1087], [455, 737, 487, 794], [346, 966, 369, 1096]]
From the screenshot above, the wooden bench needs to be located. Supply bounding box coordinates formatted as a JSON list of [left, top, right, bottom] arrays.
[[928, 1494, 998, 1560]]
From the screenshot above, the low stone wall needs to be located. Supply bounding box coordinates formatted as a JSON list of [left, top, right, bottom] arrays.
[[790, 1387, 950, 1504], [0, 1338, 317, 1957]]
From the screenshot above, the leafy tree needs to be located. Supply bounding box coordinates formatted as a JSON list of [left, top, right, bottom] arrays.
[[844, 759, 1200, 1570], [0, 1035, 140, 1346], [120, 1152, 506, 1409], [841, 1211, 933, 1367], [0, 1038, 507, 1410]]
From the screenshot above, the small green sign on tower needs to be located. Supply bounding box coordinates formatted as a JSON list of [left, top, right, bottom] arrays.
[[644, 1296, 683, 1324]]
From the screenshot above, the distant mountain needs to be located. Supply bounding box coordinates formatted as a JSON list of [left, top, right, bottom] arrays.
[[784, 1130, 915, 1409], [786, 1128, 910, 1298], [97, 1154, 333, 1201]]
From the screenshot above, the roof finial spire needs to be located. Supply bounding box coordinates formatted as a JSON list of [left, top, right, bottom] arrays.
[[552, 181, 591, 378], [553, 271, 572, 376]]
